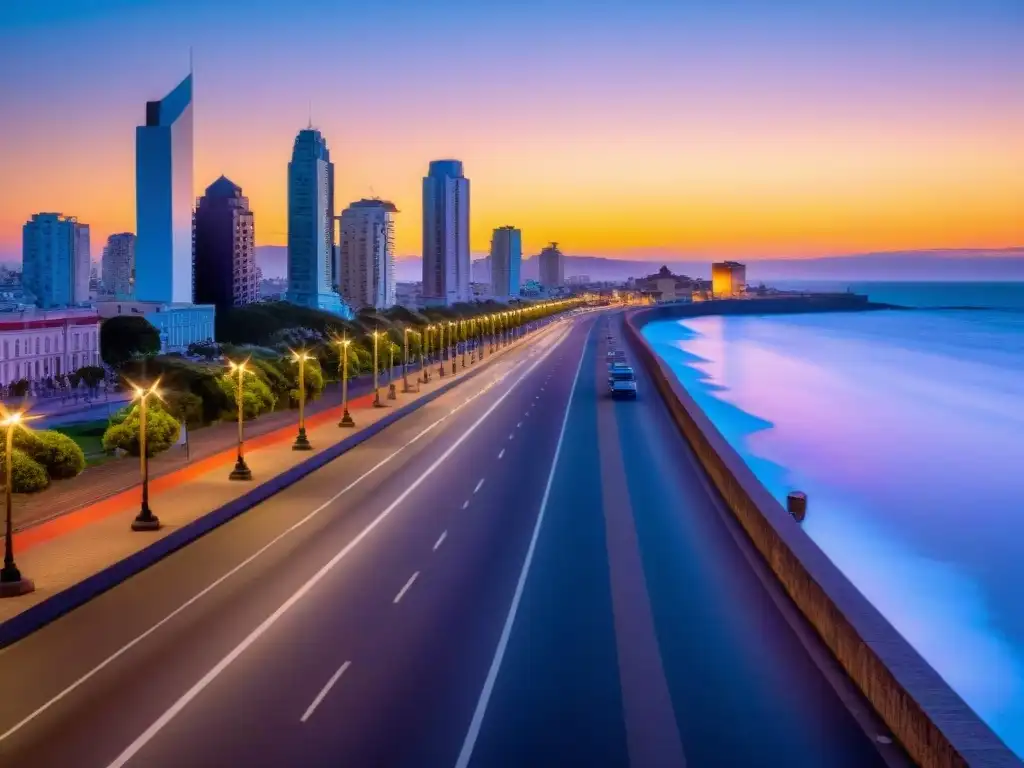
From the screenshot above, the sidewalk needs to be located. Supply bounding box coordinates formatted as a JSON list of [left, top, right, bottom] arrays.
[[11, 367, 404, 531], [0, 328, 557, 627]]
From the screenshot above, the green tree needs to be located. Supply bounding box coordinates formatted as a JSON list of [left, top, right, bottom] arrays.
[[15, 430, 86, 479], [0, 449, 50, 493], [75, 365, 106, 388], [217, 371, 276, 420], [100, 315, 161, 367], [102, 402, 181, 457]]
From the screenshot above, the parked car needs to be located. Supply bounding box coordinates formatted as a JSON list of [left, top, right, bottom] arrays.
[[610, 379, 638, 399]]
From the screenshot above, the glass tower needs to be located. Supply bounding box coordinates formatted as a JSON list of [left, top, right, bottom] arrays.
[[135, 73, 194, 304]]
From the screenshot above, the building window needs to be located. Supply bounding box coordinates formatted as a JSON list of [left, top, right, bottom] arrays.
[[35, 337, 40, 355], [14, 340, 19, 357], [45, 337, 50, 353]]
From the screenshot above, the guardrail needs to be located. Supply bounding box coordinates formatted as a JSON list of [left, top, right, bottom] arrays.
[[624, 306, 1020, 768]]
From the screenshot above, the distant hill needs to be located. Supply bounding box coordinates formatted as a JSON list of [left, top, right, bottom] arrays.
[[254, 246, 1024, 285]]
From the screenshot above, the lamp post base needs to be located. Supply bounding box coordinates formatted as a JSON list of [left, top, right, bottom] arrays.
[[292, 428, 312, 451], [229, 457, 252, 481], [387, 383, 397, 400], [131, 508, 161, 531], [373, 392, 386, 408], [339, 409, 355, 427], [0, 572, 34, 598], [402, 379, 413, 393]]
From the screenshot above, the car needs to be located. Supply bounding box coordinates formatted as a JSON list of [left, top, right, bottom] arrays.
[[610, 379, 638, 399], [608, 367, 635, 387]]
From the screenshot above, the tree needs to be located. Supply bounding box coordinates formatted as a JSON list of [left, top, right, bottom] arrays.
[[217, 372, 276, 420], [75, 365, 106, 388], [102, 402, 181, 457], [187, 340, 220, 360], [101, 316, 161, 367], [15, 430, 86, 479]]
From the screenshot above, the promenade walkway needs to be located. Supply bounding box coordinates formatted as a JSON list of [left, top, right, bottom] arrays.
[[10, 368, 402, 531]]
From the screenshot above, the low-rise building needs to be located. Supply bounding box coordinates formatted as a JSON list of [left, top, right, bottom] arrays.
[[0, 307, 100, 385], [96, 301, 215, 354], [711, 261, 746, 297], [633, 266, 698, 303]]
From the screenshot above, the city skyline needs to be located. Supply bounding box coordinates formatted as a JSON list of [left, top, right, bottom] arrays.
[[1, 1, 1021, 265]]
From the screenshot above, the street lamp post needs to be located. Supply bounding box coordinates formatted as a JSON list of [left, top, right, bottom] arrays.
[[131, 380, 163, 530], [402, 328, 412, 393], [461, 320, 468, 368], [372, 331, 386, 407], [228, 359, 253, 480], [336, 335, 355, 427], [449, 322, 457, 373], [469, 319, 476, 364], [417, 330, 425, 389], [438, 324, 446, 377], [0, 409, 38, 597], [422, 326, 432, 383], [387, 340, 398, 400], [291, 350, 313, 450]]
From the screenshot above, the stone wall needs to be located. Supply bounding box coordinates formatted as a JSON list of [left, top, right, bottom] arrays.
[[626, 305, 1019, 768]]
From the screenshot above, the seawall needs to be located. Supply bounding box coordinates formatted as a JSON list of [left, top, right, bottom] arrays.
[[625, 303, 1020, 768]]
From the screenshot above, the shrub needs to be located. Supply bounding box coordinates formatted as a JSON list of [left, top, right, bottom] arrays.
[[102, 404, 181, 457], [0, 449, 50, 493], [218, 372, 276, 420], [76, 365, 107, 388], [16, 430, 86, 479]]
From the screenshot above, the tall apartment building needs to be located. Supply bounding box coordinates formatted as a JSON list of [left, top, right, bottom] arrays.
[[286, 127, 351, 316], [489, 226, 522, 299], [135, 73, 194, 304], [711, 261, 746, 296], [422, 159, 470, 305], [337, 199, 398, 310], [193, 176, 259, 310], [538, 241, 565, 289], [21, 213, 91, 308], [102, 233, 135, 298]]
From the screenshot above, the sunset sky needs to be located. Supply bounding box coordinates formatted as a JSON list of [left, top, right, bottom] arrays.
[[1, 0, 1022, 263]]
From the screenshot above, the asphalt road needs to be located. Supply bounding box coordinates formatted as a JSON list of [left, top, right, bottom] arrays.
[[0, 309, 902, 768]]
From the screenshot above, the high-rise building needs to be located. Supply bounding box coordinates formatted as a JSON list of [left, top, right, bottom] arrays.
[[489, 226, 522, 299], [21, 213, 91, 308], [422, 159, 470, 305], [711, 261, 746, 296], [539, 242, 565, 289], [193, 176, 259, 310], [102, 233, 136, 298], [135, 73, 193, 304], [286, 127, 351, 316], [337, 199, 398, 310]]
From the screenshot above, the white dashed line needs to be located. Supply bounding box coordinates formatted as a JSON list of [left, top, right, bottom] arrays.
[[300, 661, 351, 723], [516, 422, 522, 428], [509, 433, 514, 441], [498, 448, 505, 459], [474, 478, 485, 494], [434, 531, 448, 551], [463, 500, 470, 510], [393, 572, 420, 604]]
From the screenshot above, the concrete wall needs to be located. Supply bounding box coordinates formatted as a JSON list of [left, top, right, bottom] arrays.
[[625, 305, 1019, 768]]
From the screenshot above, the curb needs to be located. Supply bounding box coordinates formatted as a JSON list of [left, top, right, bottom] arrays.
[[0, 335, 540, 650]]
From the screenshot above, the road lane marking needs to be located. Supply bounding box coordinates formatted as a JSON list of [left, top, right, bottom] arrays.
[[474, 478, 485, 494], [462, 500, 470, 510], [393, 572, 420, 604], [516, 422, 522, 428], [300, 661, 351, 723], [497, 449, 505, 460], [100, 319, 578, 768], [508, 433, 514, 440], [454, 320, 592, 768], [434, 531, 448, 551], [0, 330, 560, 747]]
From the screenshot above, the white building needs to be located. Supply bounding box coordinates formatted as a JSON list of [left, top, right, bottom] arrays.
[[539, 242, 565, 289], [422, 160, 470, 305], [337, 199, 398, 310], [102, 232, 135, 298], [489, 226, 522, 299], [0, 308, 101, 385]]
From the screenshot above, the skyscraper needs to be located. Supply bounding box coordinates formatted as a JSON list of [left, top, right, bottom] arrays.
[[286, 128, 351, 316], [489, 226, 522, 299], [135, 73, 193, 304], [22, 213, 91, 308], [422, 160, 470, 305], [539, 242, 565, 289], [711, 261, 747, 296], [193, 176, 259, 310], [337, 199, 398, 310], [102, 233, 135, 298]]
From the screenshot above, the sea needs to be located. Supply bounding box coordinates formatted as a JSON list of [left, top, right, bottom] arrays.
[[642, 282, 1024, 757]]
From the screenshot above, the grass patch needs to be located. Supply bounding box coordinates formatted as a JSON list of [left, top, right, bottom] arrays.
[[53, 420, 109, 463]]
